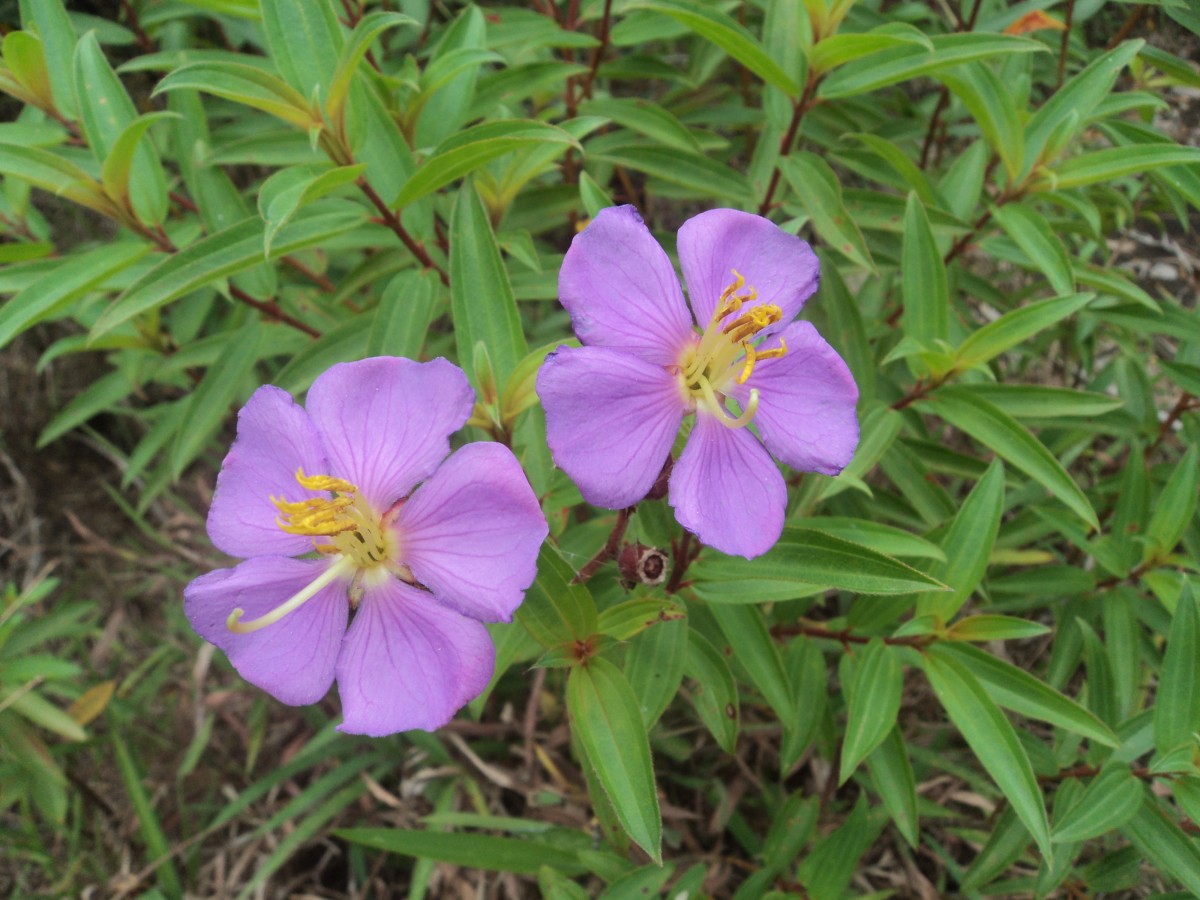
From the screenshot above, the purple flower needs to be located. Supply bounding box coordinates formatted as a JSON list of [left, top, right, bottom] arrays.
[[184, 357, 548, 736], [536, 206, 858, 559]]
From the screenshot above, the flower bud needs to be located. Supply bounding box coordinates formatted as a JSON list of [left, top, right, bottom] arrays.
[[617, 543, 669, 588]]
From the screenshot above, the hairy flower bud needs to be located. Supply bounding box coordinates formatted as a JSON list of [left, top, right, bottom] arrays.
[[618, 543, 669, 588]]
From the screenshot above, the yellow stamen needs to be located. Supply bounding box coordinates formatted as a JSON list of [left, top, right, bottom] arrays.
[[678, 270, 787, 429], [226, 556, 356, 634], [294, 468, 356, 493]]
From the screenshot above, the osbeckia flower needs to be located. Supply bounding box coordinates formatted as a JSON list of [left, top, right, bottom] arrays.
[[536, 206, 858, 559], [184, 357, 547, 736]]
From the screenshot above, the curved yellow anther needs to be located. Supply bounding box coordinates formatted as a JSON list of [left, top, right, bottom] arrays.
[[756, 337, 788, 362], [735, 342, 757, 384], [226, 556, 355, 634], [295, 468, 356, 494]]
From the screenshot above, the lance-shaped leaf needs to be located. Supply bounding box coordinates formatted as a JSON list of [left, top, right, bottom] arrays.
[[683, 630, 739, 753], [0, 243, 149, 351], [915, 459, 1005, 622], [1122, 798, 1200, 896], [74, 32, 168, 226], [990, 203, 1076, 295], [628, 0, 802, 95], [25, 0, 77, 117], [590, 144, 750, 203], [260, 0, 343, 99], [449, 185, 527, 389], [901, 191, 948, 345], [868, 726, 919, 848], [954, 292, 1092, 369], [0, 144, 119, 217], [1048, 144, 1200, 189], [578, 97, 701, 153], [922, 386, 1098, 529], [2, 31, 54, 108], [808, 24, 931, 76], [100, 111, 179, 216], [924, 646, 1053, 861], [256, 163, 366, 256], [781, 153, 875, 272], [336, 828, 587, 876], [1154, 580, 1200, 755], [153, 61, 319, 130], [819, 33, 1044, 99], [568, 657, 662, 863], [938, 642, 1118, 747], [840, 639, 903, 783], [91, 206, 366, 337], [1143, 445, 1199, 562], [1051, 763, 1142, 843], [394, 120, 579, 208], [517, 543, 598, 648], [937, 62, 1023, 182], [709, 603, 797, 732], [326, 11, 417, 125]]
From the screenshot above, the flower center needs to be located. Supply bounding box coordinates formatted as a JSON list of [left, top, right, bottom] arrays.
[[678, 270, 788, 428], [271, 469, 393, 568], [225, 469, 404, 635]]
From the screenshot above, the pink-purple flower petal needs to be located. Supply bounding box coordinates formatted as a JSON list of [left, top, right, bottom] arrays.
[[336, 578, 494, 735], [305, 357, 474, 513], [395, 443, 547, 624], [559, 205, 695, 366], [537, 345, 686, 509], [206, 385, 330, 560], [678, 209, 819, 331], [669, 410, 787, 559], [728, 321, 859, 475], [184, 556, 347, 706]]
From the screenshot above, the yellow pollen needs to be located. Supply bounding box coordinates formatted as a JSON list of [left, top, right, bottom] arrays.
[[678, 270, 788, 429]]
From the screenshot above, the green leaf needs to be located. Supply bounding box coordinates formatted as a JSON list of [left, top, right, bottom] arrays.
[[795, 794, 884, 900], [38, 370, 132, 448], [683, 629, 739, 754], [915, 459, 1005, 622], [171, 321, 263, 477], [0, 242, 149, 351], [272, 315, 372, 395], [923, 386, 1098, 529], [326, 11, 416, 125], [152, 61, 319, 130], [946, 615, 1051, 642], [74, 31, 167, 226], [868, 726, 919, 848], [590, 144, 750, 203], [938, 642, 1118, 747], [26, 0, 77, 117], [448, 185, 527, 389], [92, 206, 365, 337], [628, 0, 802, 95], [693, 526, 948, 600], [780, 153, 875, 272], [100, 111, 179, 216], [257, 163, 365, 256], [840, 639, 903, 783], [367, 268, 440, 360], [1025, 40, 1143, 169], [924, 646, 1052, 861], [1144, 445, 1199, 560], [568, 657, 662, 863], [1155, 580, 1200, 755], [625, 615, 688, 728], [709, 603, 797, 731], [394, 120, 579, 208], [791, 517, 945, 561], [808, 25, 931, 76], [819, 33, 1044, 99], [901, 191, 948, 345], [1049, 144, 1200, 189], [990, 203, 1076, 296], [1051, 763, 1142, 843], [937, 62, 1023, 182], [954, 293, 1093, 369], [696, 525, 945, 602], [967, 384, 1123, 419], [3, 31, 54, 107], [259, 0, 342, 99], [336, 828, 586, 876], [0, 143, 118, 216], [596, 598, 686, 641], [5, 689, 85, 741], [578, 97, 701, 153], [517, 544, 598, 648], [1122, 798, 1200, 896]]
